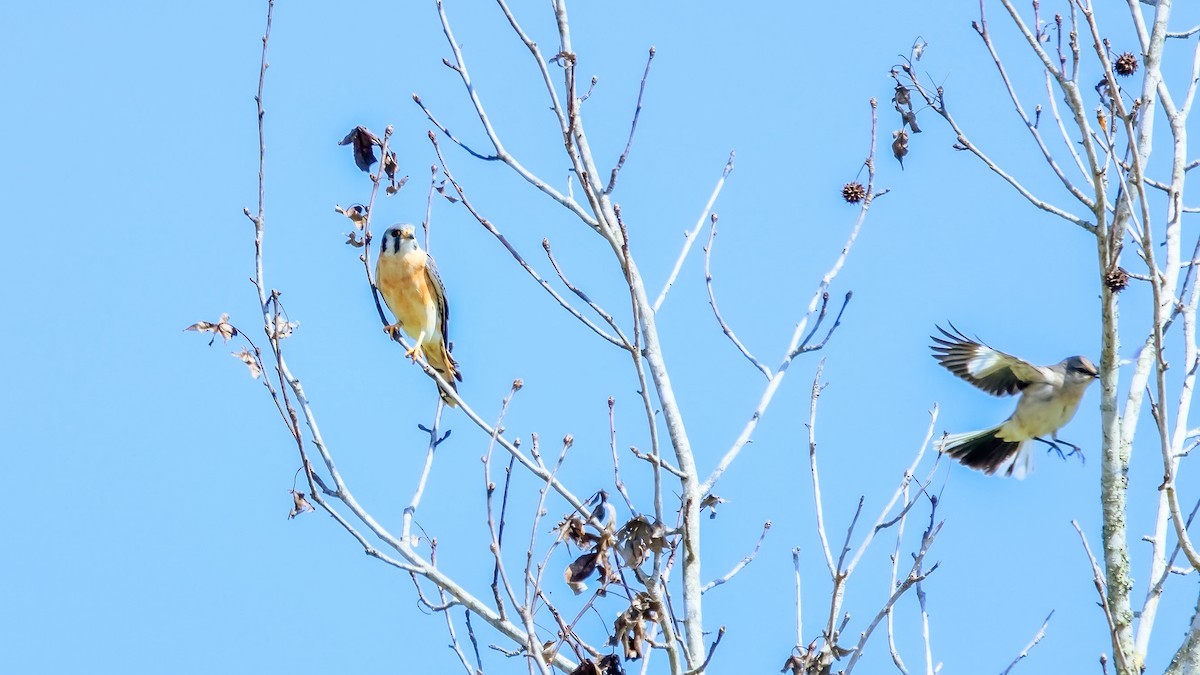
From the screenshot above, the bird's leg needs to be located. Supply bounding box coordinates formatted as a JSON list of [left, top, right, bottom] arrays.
[[406, 331, 427, 362], [1034, 436, 1086, 465], [384, 323, 404, 341]]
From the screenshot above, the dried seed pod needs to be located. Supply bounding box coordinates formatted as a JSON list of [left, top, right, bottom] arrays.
[[1104, 267, 1129, 292], [1115, 52, 1139, 77]]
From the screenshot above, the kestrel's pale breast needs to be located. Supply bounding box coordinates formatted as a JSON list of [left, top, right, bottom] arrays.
[[377, 246, 439, 345]]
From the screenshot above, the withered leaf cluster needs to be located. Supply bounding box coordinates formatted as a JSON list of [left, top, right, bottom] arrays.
[[339, 126, 406, 194], [557, 513, 619, 595], [266, 313, 297, 341], [569, 654, 624, 675], [890, 63, 922, 168], [780, 639, 854, 674], [610, 592, 661, 660], [614, 516, 666, 569], [184, 313, 237, 345]]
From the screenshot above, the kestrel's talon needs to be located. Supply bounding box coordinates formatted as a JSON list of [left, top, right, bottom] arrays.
[[384, 323, 403, 340], [405, 345, 425, 362]]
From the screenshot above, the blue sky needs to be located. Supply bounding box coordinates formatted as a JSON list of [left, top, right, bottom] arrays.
[[3, 1, 1198, 672]]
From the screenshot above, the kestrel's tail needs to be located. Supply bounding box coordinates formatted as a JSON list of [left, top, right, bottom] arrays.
[[939, 426, 1033, 479], [424, 341, 462, 407]]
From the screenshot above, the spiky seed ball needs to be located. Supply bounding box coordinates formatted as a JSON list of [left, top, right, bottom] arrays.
[[842, 181, 866, 204], [1115, 52, 1139, 77], [1105, 267, 1129, 292]]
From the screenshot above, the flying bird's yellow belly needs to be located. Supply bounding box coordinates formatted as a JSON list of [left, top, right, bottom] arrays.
[[1004, 386, 1084, 439]]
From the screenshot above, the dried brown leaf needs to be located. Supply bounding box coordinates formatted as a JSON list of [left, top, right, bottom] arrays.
[[383, 151, 398, 180], [335, 203, 369, 228], [434, 179, 459, 204], [565, 550, 600, 594], [231, 349, 261, 379], [289, 490, 314, 519], [345, 231, 366, 248], [339, 126, 380, 172], [184, 313, 237, 345], [616, 515, 666, 568], [892, 129, 909, 169], [597, 654, 624, 675], [554, 514, 596, 549], [902, 109, 921, 133], [611, 592, 660, 661], [569, 661, 600, 675], [267, 314, 297, 340]]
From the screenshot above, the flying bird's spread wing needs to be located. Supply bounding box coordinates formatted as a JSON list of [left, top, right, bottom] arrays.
[[930, 324, 1045, 396]]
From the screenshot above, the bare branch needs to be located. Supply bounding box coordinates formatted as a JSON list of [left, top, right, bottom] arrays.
[[701, 98, 880, 495], [606, 46, 656, 195], [1072, 520, 1130, 672], [1168, 24, 1200, 39], [608, 396, 639, 514], [1001, 611, 1055, 675], [703, 215, 771, 379], [413, 94, 498, 161], [430, 0, 598, 228], [701, 521, 770, 593], [972, 14, 1095, 208], [429, 133, 625, 348], [543, 238, 632, 349], [653, 152, 735, 312], [806, 361, 837, 576]]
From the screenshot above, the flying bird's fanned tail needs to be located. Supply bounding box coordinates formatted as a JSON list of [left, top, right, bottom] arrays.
[[939, 426, 1033, 479]]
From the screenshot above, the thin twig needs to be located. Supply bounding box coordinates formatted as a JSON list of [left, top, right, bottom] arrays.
[[653, 152, 735, 312], [606, 46, 656, 195], [544, 238, 633, 349], [429, 133, 625, 348], [701, 521, 771, 593], [608, 396, 639, 513], [703, 215, 771, 379], [699, 98, 879, 495], [1000, 611, 1055, 675]]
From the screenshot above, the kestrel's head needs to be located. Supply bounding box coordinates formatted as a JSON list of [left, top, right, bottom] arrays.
[[380, 224, 419, 256]]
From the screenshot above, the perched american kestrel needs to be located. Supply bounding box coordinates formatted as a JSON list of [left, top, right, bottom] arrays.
[[376, 224, 462, 406], [930, 325, 1098, 478]]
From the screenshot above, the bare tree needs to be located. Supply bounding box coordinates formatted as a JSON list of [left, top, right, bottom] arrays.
[[891, 1, 1200, 673], [177, 1, 1200, 673]]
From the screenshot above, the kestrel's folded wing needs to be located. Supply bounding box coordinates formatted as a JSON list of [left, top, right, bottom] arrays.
[[930, 324, 1043, 396], [424, 252, 462, 382]]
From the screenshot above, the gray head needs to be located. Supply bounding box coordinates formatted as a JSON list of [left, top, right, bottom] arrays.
[[1061, 355, 1099, 384], [379, 224, 418, 256]]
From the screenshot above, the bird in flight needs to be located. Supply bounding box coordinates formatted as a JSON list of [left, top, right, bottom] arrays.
[[930, 325, 1098, 478], [376, 224, 462, 407]]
